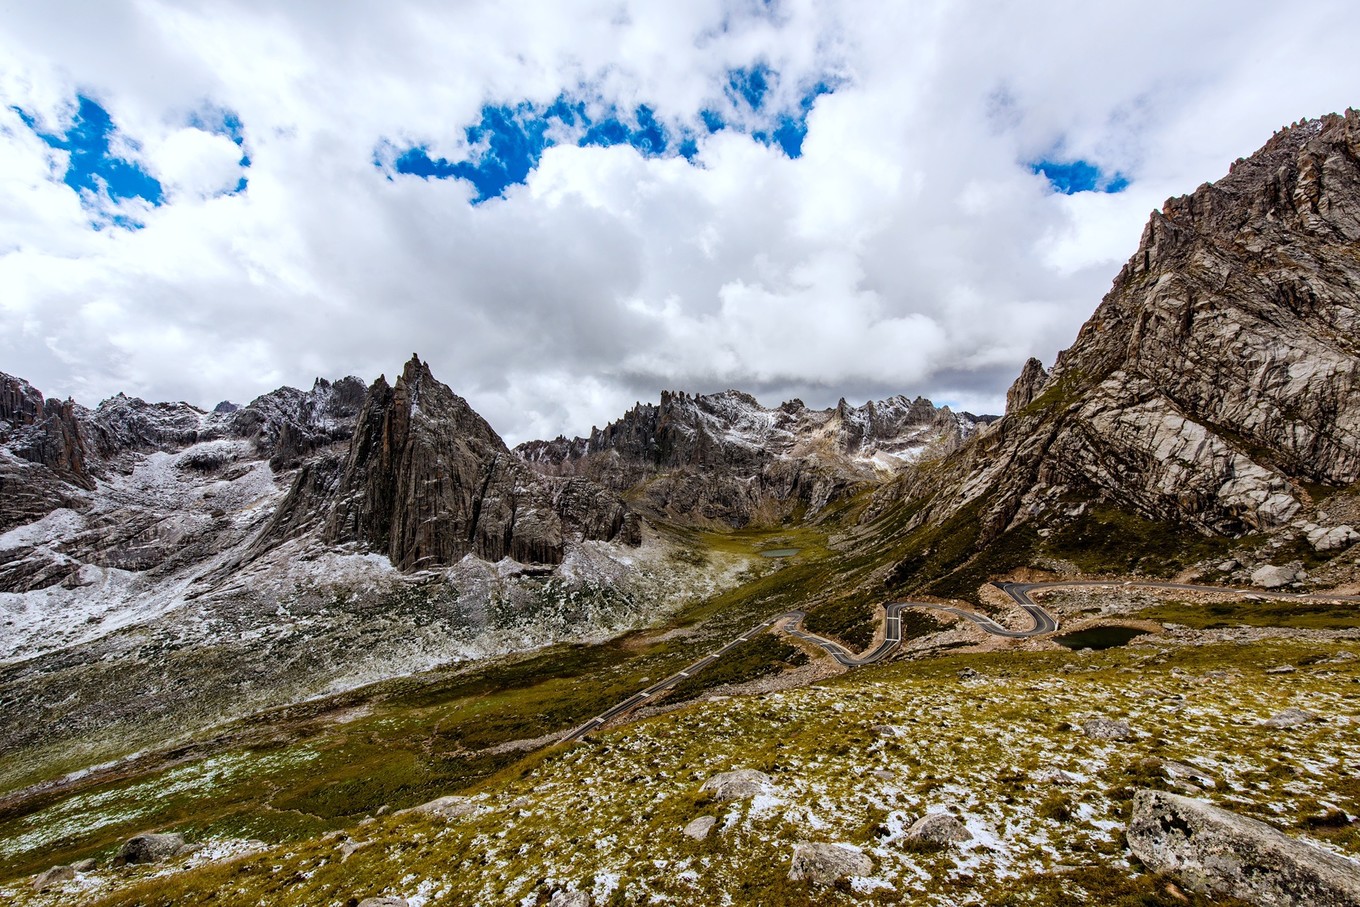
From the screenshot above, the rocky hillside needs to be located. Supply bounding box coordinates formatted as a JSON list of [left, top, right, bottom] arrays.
[[254, 356, 639, 570], [885, 109, 1360, 566], [0, 357, 689, 806], [518, 390, 991, 526]]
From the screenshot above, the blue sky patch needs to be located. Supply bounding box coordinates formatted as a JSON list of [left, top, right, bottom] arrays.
[[750, 81, 832, 158], [386, 99, 674, 203], [380, 73, 837, 202], [727, 63, 773, 111], [1030, 158, 1129, 194], [16, 95, 163, 226]]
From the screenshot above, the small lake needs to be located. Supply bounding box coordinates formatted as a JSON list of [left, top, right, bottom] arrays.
[[1054, 625, 1150, 650], [759, 548, 801, 559]]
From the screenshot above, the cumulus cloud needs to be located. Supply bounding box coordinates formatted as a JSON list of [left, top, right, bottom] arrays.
[[0, 0, 1357, 443]]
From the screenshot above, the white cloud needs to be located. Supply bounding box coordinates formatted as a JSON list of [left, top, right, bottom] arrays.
[[147, 128, 244, 200], [0, 0, 1357, 444]]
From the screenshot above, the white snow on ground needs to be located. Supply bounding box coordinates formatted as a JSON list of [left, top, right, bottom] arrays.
[[0, 508, 86, 551]]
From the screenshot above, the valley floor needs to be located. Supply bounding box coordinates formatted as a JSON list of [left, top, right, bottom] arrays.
[[3, 590, 1357, 906]]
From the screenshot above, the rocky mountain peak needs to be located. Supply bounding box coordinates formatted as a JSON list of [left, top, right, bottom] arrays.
[[518, 387, 991, 526], [1005, 358, 1049, 414], [903, 108, 1360, 542], [258, 355, 635, 570]]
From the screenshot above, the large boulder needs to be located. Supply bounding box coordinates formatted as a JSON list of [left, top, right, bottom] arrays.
[[1127, 789, 1360, 906], [31, 865, 76, 890], [700, 769, 772, 801], [1081, 718, 1133, 741], [904, 812, 971, 846], [1252, 565, 1301, 590], [788, 842, 873, 884], [683, 816, 717, 841], [548, 891, 592, 907], [1262, 708, 1319, 729], [1306, 524, 1359, 552], [114, 832, 187, 866]]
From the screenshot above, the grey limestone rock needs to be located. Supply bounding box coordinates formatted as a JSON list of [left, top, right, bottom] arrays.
[[788, 842, 873, 884], [1307, 524, 1359, 552], [1262, 708, 1319, 728], [115, 832, 187, 866], [905, 812, 972, 845], [1253, 565, 1301, 590], [1127, 789, 1360, 906], [700, 769, 772, 801], [1081, 718, 1133, 741], [1005, 357, 1050, 414], [356, 898, 409, 907], [548, 891, 592, 907], [683, 815, 717, 840], [404, 795, 477, 820], [31, 864, 77, 890]]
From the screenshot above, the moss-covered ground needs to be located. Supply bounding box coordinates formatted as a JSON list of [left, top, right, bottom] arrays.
[[10, 632, 1353, 906], [6, 484, 1359, 904]]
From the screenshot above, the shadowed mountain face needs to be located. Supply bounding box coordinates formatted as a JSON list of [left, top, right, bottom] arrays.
[[517, 389, 993, 526], [896, 108, 1360, 543], [312, 356, 634, 569]]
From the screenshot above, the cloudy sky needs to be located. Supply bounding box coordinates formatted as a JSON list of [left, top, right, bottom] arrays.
[[2, 0, 1356, 443]]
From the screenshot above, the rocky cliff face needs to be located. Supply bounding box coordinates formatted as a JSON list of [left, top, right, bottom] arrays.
[[899, 109, 1360, 544], [253, 356, 637, 569], [518, 389, 989, 526]]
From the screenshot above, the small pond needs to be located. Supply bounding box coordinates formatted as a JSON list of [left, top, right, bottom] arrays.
[[759, 548, 801, 559], [1054, 625, 1150, 650]]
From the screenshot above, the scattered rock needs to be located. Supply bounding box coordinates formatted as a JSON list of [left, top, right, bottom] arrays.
[[548, 891, 592, 907], [357, 898, 408, 907], [905, 812, 972, 845], [114, 832, 188, 866], [872, 769, 897, 781], [870, 724, 904, 738], [788, 842, 873, 884], [1262, 708, 1319, 728], [1306, 525, 1359, 552], [1127, 789, 1360, 906], [1265, 665, 1297, 675], [404, 795, 476, 819], [683, 816, 717, 841], [957, 667, 979, 680], [1081, 718, 1133, 741], [1035, 769, 1079, 785], [1161, 760, 1217, 790], [338, 840, 372, 862], [71, 858, 97, 872], [32, 865, 76, 890], [700, 769, 771, 801], [1251, 565, 1300, 590]]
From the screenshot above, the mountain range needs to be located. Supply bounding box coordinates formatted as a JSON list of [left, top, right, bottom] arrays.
[[2, 108, 1359, 906]]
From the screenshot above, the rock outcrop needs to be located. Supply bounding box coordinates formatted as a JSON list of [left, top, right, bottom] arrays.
[[1005, 358, 1049, 415], [896, 109, 1360, 545], [1127, 789, 1360, 906], [904, 812, 971, 845], [787, 842, 873, 884], [700, 769, 772, 801], [278, 356, 636, 569], [683, 815, 717, 840], [114, 832, 188, 866]]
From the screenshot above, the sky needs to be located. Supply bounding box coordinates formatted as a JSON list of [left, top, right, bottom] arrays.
[[1, 1, 1357, 444]]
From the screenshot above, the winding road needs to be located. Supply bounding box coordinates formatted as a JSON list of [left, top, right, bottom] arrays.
[[562, 578, 1360, 741]]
